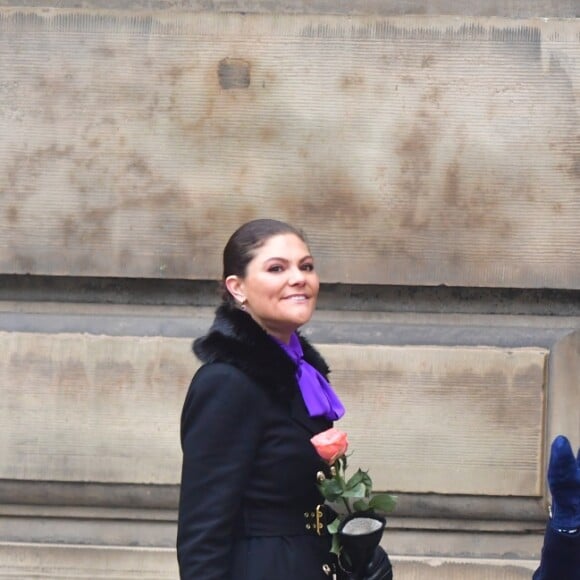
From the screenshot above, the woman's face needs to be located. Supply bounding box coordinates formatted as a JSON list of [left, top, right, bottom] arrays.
[[226, 233, 320, 343]]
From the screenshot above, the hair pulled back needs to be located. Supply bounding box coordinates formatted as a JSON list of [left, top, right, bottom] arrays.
[[221, 218, 306, 305]]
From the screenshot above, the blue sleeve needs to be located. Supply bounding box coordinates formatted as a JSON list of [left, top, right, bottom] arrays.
[[176, 363, 266, 580], [532, 524, 580, 580]]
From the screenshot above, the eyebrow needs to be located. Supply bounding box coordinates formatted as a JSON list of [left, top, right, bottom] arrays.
[[263, 255, 313, 264]]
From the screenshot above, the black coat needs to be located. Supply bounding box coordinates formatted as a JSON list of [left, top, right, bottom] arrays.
[[177, 304, 335, 580]]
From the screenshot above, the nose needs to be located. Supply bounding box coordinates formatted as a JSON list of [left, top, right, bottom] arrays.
[[288, 266, 306, 286]]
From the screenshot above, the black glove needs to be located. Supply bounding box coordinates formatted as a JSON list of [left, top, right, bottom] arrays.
[[363, 546, 393, 580], [334, 547, 393, 580]]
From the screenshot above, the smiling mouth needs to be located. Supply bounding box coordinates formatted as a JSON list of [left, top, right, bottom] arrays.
[[283, 294, 309, 301]]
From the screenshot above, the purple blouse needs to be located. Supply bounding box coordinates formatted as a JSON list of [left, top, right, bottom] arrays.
[[274, 333, 345, 421]]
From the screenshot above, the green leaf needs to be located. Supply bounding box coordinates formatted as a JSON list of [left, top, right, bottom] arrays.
[[369, 493, 397, 513], [326, 518, 340, 534], [352, 499, 369, 512], [345, 469, 373, 494], [341, 482, 367, 498], [319, 478, 345, 502], [330, 533, 341, 557]]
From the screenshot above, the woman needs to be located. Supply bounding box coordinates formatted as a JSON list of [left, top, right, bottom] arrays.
[[177, 218, 578, 580], [177, 219, 391, 580]]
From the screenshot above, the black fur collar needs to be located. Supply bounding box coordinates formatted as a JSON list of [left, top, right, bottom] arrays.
[[193, 303, 330, 401]]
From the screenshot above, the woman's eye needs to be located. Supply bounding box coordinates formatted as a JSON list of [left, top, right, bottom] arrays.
[[268, 265, 284, 273], [301, 263, 314, 272]]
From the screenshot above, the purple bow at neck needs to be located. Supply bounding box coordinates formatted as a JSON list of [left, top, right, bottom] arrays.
[[274, 333, 345, 421]]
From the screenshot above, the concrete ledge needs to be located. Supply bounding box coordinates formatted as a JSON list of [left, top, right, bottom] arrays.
[[392, 555, 539, 579], [0, 505, 547, 558], [0, 542, 177, 579], [0, 542, 540, 579]]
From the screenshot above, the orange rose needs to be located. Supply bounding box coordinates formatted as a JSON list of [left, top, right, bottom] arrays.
[[310, 428, 349, 465]]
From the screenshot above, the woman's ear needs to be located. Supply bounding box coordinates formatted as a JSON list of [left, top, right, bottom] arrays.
[[224, 275, 246, 305]]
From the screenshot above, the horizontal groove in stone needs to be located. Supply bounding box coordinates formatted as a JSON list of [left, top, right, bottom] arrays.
[[1, 275, 579, 316], [0, 481, 179, 510], [0, 525, 546, 560], [0, 481, 547, 521], [0, 2, 577, 17], [0, 308, 576, 347]]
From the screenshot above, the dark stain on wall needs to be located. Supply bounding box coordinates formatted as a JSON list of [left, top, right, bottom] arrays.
[[394, 111, 436, 231], [444, 162, 460, 206], [5, 206, 19, 224], [218, 58, 251, 90], [13, 254, 36, 272], [165, 65, 185, 84], [546, 55, 580, 183], [341, 74, 365, 89], [421, 54, 436, 68], [58, 359, 90, 394], [281, 169, 373, 230]]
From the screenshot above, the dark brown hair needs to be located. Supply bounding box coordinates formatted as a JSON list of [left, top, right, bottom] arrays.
[[221, 218, 306, 304]]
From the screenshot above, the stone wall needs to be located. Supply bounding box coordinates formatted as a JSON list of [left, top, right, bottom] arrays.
[[0, 2, 578, 578]]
